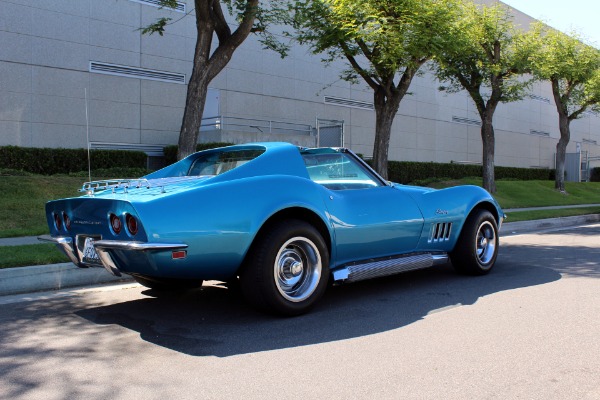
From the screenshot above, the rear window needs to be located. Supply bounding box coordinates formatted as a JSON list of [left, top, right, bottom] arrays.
[[188, 148, 265, 176]]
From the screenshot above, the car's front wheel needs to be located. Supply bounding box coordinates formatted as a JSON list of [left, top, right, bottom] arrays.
[[240, 219, 329, 316], [450, 209, 499, 275]]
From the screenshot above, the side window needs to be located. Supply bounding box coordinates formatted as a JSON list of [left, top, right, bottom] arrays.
[[301, 152, 381, 190]]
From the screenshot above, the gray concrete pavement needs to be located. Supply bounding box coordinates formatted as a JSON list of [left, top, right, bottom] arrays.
[[503, 203, 600, 213], [0, 223, 599, 399], [0, 236, 39, 246]]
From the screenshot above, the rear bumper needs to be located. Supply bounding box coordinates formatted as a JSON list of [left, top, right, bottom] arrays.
[[94, 240, 188, 277], [38, 235, 80, 265], [38, 235, 188, 277]]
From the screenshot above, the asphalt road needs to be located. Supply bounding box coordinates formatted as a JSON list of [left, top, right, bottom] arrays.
[[1, 224, 599, 400]]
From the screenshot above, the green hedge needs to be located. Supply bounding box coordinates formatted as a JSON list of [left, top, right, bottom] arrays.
[[163, 142, 234, 165], [387, 161, 554, 184], [0, 146, 147, 175]]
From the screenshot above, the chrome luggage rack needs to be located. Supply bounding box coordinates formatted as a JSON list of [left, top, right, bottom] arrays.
[[80, 176, 202, 195]]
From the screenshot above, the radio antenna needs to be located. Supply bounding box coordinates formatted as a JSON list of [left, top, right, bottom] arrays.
[[84, 88, 91, 183]]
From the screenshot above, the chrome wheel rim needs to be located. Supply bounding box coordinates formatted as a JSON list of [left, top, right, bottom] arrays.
[[476, 221, 497, 266], [274, 237, 322, 302]]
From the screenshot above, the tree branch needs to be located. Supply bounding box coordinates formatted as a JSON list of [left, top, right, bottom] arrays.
[[210, 0, 232, 43], [205, 0, 259, 81], [338, 41, 380, 90]]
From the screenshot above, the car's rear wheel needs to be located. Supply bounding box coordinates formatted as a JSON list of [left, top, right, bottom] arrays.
[[450, 209, 498, 275], [133, 275, 203, 291], [240, 219, 329, 316]]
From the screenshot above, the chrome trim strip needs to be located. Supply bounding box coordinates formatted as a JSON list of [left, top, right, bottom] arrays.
[[341, 148, 391, 187], [332, 253, 449, 283], [38, 235, 81, 266], [95, 248, 122, 277], [91, 241, 188, 277], [93, 240, 188, 251], [432, 254, 449, 266]]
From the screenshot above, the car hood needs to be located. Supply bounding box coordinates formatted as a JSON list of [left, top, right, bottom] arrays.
[[392, 183, 436, 195]]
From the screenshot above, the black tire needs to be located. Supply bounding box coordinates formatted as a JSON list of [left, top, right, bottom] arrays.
[[133, 275, 203, 291], [239, 219, 330, 316], [450, 209, 499, 275]]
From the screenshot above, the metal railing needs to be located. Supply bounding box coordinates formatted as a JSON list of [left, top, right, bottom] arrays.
[[200, 115, 313, 136]]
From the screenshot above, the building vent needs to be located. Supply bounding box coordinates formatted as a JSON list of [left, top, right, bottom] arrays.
[[452, 116, 481, 126], [324, 96, 374, 110], [428, 222, 452, 243], [529, 94, 551, 103], [89, 62, 185, 84], [90, 142, 166, 157], [128, 0, 185, 12], [530, 129, 550, 136]]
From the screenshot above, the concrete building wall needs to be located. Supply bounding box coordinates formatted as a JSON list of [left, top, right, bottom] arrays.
[[0, 0, 599, 171]]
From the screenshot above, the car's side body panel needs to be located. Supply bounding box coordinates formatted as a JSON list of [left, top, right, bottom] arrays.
[[324, 186, 424, 266], [398, 184, 502, 252]]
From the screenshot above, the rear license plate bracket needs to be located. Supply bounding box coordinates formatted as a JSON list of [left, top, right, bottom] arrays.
[[76, 235, 102, 266]]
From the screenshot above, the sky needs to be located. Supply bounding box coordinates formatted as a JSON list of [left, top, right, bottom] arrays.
[[500, 0, 599, 46]]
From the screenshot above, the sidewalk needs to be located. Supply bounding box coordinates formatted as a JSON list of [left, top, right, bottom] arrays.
[[503, 203, 600, 213], [0, 236, 39, 246], [1, 207, 599, 297]]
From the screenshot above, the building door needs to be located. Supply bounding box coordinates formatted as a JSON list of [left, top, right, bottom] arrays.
[[316, 119, 344, 147]]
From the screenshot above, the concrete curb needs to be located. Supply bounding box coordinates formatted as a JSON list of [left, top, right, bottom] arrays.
[[0, 263, 133, 296], [500, 214, 600, 235]]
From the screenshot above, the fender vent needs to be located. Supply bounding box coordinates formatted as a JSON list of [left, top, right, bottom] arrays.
[[428, 222, 452, 243]]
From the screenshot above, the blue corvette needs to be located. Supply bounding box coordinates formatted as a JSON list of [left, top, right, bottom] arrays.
[[40, 142, 504, 315]]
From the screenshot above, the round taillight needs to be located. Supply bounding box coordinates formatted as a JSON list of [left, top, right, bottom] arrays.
[[126, 214, 138, 236], [53, 212, 62, 230], [110, 213, 122, 234], [62, 213, 71, 231]]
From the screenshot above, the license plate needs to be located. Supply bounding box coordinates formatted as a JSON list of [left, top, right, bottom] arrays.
[[82, 237, 101, 265]]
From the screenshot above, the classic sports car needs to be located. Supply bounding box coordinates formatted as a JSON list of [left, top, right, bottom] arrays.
[[40, 142, 504, 315]]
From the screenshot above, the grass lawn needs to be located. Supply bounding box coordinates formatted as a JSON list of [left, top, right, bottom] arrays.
[[427, 178, 600, 209], [0, 243, 69, 269], [2, 175, 600, 239], [1, 174, 599, 269], [0, 175, 83, 237]]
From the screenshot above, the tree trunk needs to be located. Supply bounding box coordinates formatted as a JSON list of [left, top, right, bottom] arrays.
[[372, 88, 401, 180], [177, 65, 210, 160], [480, 111, 496, 194], [555, 112, 571, 192], [551, 78, 571, 192], [175, 0, 259, 160], [176, 8, 214, 161]]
